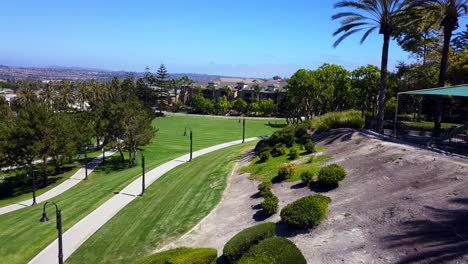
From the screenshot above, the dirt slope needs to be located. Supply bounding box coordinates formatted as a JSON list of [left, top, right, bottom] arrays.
[[162, 129, 468, 264]]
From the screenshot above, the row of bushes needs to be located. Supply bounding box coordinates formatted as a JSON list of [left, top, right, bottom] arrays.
[[255, 124, 314, 155], [223, 223, 306, 264], [280, 194, 331, 228], [309, 110, 365, 132], [258, 181, 278, 216], [301, 164, 347, 187], [134, 247, 217, 264]]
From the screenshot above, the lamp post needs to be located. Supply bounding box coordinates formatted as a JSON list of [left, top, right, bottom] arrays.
[[184, 127, 193, 162], [39, 201, 63, 264], [84, 148, 88, 180], [30, 164, 37, 205], [102, 147, 105, 163], [239, 117, 246, 143], [140, 150, 145, 196]]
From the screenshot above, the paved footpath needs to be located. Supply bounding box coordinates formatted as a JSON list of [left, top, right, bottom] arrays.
[[29, 137, 260, 264], [0, 150, 117, 216]]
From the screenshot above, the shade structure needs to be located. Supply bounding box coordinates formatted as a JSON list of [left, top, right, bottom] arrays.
[[398, 85, 468, 97]]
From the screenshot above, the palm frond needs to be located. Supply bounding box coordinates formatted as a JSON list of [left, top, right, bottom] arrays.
[[333, 28, 364, 47], [361, 26, 379, 43], [333, 22, 370, 36]]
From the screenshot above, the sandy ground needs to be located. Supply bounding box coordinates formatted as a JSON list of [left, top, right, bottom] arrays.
[[163, 129, 468, 264]]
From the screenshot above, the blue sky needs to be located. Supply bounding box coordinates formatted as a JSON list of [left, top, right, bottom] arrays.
[[0, 0, 466, 77]]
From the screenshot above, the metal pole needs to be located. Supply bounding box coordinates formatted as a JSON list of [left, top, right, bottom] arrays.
[[84, 150, 88, 180], [31, 165, 37, 205], [102, 148, 105, 163], [394, 94, 400, 138], [189, 130, 193, 162], [242, 118, 245, 143], [57, 209, 63, 264], [141, 152, 145, 196]]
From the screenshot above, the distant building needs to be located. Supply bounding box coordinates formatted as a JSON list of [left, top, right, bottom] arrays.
[[0, 90, 16, 106], [180, 77, 287, 104]]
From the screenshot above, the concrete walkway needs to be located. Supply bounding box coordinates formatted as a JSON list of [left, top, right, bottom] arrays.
[[29, 137, 260, 264], [0, 150, 117, 216]]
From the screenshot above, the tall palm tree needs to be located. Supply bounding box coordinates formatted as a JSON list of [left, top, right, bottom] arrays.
[[16, 84, 37, 108], [332, 0, 411, 133], [420, 0, 467, 134], [39, 82, 56, 109], [76, 83, 90, 110]]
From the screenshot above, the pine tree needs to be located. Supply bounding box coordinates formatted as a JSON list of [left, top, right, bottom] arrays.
[[154, 64, 171, 109]]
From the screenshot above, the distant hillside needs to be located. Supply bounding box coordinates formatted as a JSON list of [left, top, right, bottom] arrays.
[[0, 65, 235, 82]]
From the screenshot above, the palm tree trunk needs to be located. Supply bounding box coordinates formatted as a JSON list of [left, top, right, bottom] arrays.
[[434, 28, 453, 136], [377, 33, 390, 134]]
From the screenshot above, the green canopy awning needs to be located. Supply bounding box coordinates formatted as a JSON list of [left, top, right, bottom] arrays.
[[398, 85, 468, 97]]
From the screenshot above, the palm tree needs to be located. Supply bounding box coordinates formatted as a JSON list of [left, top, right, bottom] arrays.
[[420, 0, 467, 134], [16, 84, 37, 108], [39, 82, 56, 109], [332, 0, 412, 133], [76, 83, 90, 110]]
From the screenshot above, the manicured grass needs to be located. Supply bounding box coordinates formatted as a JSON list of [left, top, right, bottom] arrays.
[[0, 116, 284, 264], [401, 121, 459, 131], [67, 142, 256, 264], [0, 150, 103, 208], [240, 145, 329, 182]]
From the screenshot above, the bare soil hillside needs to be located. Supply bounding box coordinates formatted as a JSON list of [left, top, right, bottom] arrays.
[[163, 129, 468, 264]]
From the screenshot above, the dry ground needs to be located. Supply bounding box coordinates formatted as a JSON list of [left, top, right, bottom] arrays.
[[163, 129, 468, 264]]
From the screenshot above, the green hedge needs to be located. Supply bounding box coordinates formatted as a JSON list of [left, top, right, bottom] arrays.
[[223, 223, 276, 263], [280, 194, 331, 228], [310, 110, 364, 132], [257, 181, 272, 193], [318, 164, 346, 187], [300, 171, 314, 184], [277, 164, 296, 181], [237, 237, 306, 264], [261, 195, 279, 215], [133, 247, 217, 264]]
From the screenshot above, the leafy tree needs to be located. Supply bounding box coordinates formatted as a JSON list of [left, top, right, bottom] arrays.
[[259, 99, 275, 116], [215, 96, 230, 115], [191, 95, 214, 114], [352, 65, 381, 117], [332, 0, 413, 133], [232, 98, 248, 115]]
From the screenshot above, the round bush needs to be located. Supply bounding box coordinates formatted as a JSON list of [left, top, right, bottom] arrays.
[[277, 164, 296, 181], [257, 181, 272, 193], [305, 142, 316, 154], [258, 151, 270, 163], [318, 164, 346, 187], [261, 195, 279, 215], [280, 194, 331, 228], [237, 237, 306, 264], [288, 149, 298, 160], [270, 143, 287, 157], [300, 171, 314, 184], [133, 247, 217, 264], [223, 223, 276, 264]]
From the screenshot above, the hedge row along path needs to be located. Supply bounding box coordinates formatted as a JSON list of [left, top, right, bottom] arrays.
[[0, 150, 117, 216], [29, 137, 260, 264]]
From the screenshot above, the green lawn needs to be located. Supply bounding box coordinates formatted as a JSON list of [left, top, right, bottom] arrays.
[[401, 121, 460, 131], [0, 116, 284, 264], [240, 145, 329, 182], [67, 142, 256, 264], [0, 150, 103, 208]]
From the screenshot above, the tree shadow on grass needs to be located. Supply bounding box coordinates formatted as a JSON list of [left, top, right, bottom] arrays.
[[383, 198, 468, 264], [93, 156, 130, 174]]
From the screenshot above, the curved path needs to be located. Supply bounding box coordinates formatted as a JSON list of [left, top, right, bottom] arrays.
[[29, 137, 260, 264], [0, 150, 117, 216]]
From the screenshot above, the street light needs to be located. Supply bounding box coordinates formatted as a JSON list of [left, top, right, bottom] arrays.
[[140, 150, 145, 196], [83, 147, 89, 180], [184, 127, 193, 162], [239, 117, 246, 143], [39, 201, 63, 264]]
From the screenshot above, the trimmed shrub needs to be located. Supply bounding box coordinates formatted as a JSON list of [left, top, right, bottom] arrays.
[[270, 143, 287, 157], [305, 142, 316, 154], [257, 181, 272, 193], [237, 237, 306, 264], [258, 151, 270, 163], [277, 164, 296, 181], [318, 164, 347, 187], [261, 195, 279, 215], [260, 189, 274, 199], [300, 171, 314, 184], [310, 110, 365, 132], [280, 194, 331, 228], [223, 223, 276, 263], [288, 149, 298, 160], [133, 247, 217, 264]]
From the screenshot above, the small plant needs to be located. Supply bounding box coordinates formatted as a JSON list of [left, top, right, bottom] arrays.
[[223, 223, 276, 263], [305, 142, 316, 154], [288, 149, 298, 160], [257, 181, 272, 193], [300, 171, 314, 184], [280, 194, 331, 229], [318, 164, 347, 187], [258, 151, 270, 163], [261, 195, 279, 215], [237, 237, 306, 264], [277, 164, 296, 181], [270, 143, 287, 157]]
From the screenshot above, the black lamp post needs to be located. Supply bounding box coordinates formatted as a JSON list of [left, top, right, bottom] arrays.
[[239, 117, 246, 143], [140, 150, 145, 196], [84, 148, 88, 180], [102, 147, 105, 163], [30, 164, 37, 205], [40, 201, 63, 264], [184, 127, 193, 162]]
